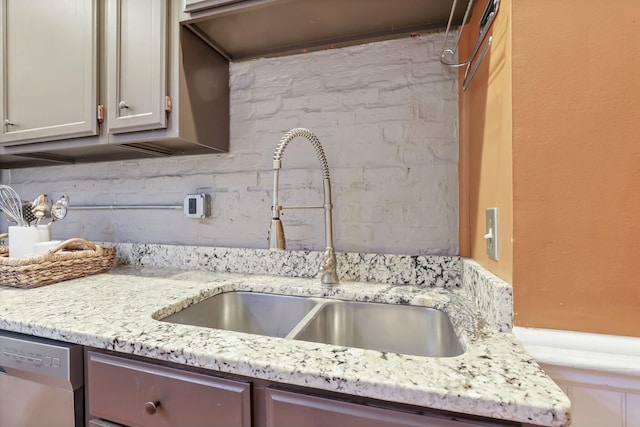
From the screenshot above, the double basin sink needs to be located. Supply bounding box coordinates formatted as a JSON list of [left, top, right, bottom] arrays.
[[160, 292, 464, 358]]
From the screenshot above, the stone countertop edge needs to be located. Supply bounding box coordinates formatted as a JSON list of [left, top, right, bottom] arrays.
[[0, 247, 570, 427]]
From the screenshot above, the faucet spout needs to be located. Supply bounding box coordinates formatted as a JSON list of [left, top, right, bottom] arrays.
[[268, 128, 339, 286]]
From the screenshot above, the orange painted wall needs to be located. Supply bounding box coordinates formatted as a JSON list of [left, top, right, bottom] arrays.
[[459, 0, 513, 283], [511, 0, 640, 336], [461, 0, 640, 337]]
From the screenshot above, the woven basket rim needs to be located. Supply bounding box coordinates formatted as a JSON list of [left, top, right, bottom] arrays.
[[0, 237, 113, 265]]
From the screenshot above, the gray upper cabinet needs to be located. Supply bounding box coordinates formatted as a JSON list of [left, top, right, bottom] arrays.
[[106, 0, 167, 134], [0, 0, 98, 145], [0, 0, 229, 169]]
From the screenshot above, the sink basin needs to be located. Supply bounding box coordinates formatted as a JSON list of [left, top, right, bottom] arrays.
[[291, 300, 464, 357], [160, 292, 319, 338], [160, 292, 464, 357]]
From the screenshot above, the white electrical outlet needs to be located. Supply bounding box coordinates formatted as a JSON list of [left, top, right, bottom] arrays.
[[485, 208, 498, 260], [183, 194, 211, 218]]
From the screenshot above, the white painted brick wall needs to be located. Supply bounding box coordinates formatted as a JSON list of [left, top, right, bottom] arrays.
[[1, 33, 459, 255]]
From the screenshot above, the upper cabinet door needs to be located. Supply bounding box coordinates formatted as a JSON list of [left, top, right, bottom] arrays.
[[0, 0, 98, 145], [106, 0, 168, 134]]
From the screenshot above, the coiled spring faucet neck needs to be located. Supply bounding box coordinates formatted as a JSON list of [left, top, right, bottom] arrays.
[[269, 128, 339, 286], [273, 128, 331, 179]]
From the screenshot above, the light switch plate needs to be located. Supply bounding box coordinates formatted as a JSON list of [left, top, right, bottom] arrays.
[[485, 207, 498, 260]]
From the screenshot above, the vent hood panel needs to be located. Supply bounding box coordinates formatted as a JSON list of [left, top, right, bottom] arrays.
[[183, 0, 467, 60]]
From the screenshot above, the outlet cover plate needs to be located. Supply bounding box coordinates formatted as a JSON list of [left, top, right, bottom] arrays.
[[485, 207, 498, 260], [184, 194, 211, 218]]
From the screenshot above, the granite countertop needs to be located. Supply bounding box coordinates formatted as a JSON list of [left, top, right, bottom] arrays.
[[0, 257, 570, 427]]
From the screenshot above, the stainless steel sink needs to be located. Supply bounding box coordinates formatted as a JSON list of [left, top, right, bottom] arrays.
[[160, 292, 464, 357], [160, 292, 319, 338], [291, 300, 464, 357]]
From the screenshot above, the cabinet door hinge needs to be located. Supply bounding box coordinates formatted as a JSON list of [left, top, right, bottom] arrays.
[[165, 96, 172, 113], [97, 105, 105, 123]]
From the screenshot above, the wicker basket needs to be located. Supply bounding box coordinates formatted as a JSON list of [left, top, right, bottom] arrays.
[[0, 235, 116, 289]]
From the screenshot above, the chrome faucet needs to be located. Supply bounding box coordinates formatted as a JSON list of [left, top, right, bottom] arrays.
[[268, 128, 339, 286]]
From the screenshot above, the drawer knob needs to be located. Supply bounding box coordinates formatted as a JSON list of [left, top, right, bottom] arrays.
[[144, 401, 161, 415], [119, 101, 129, 109]]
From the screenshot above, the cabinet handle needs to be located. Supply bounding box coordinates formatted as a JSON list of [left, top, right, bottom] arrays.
[[118, 101, 129, 109], [97, 105, 105, 123], [144, 401, 161, 415], [3, 119, 14, 127]]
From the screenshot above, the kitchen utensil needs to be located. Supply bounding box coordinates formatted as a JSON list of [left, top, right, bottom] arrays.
[[22, 201, 37, 225], [32, 194, 52, 225], [51, 194, 69, 222], [0, 185, 26, 226]]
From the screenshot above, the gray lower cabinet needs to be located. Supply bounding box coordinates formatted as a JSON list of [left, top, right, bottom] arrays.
[[86, 351, 251, 427], [263, 388, 505, 427], [86, 350, 518, 427]]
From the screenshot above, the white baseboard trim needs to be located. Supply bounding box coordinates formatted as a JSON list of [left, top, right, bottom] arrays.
[[513, 327, 640, 391]]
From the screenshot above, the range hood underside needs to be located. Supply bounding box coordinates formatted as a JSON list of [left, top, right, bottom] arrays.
[[183, 0, 467, 61]]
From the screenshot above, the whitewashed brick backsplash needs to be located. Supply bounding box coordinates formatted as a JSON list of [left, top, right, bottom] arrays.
[[2, 32, 459, 255]]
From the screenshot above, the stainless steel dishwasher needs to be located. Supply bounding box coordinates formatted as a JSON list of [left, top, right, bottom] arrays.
[[0, 330, 84, 427]]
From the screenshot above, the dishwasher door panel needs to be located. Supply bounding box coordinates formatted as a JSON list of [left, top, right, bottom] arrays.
[[0, 369, 80, 427]]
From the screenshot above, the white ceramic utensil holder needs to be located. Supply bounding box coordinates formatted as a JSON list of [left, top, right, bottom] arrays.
[[9, 225, 51, 258]]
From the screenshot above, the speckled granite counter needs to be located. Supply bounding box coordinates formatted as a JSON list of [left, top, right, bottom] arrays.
[[0, 246, 570, 426]]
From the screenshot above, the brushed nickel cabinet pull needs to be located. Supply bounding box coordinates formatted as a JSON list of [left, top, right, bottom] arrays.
[[97, 105, 105, 123], [144, 401, 161, 415]]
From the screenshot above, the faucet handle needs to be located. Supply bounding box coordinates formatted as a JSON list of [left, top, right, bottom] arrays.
[[268, 218, 286, 250]]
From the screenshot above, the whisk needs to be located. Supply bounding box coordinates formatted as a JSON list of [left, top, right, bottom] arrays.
[[0, 185, 26, 226]]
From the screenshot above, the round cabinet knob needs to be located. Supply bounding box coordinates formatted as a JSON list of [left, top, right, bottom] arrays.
[[144, 401, 161, 415], [3, 119, 14, 126], [118, 101, 129, 109]]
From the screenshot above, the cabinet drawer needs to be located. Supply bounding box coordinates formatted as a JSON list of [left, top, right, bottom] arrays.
[[87, 351, 250, 427], [89, 419, 125, 427], [265, 389, 506, 427]]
